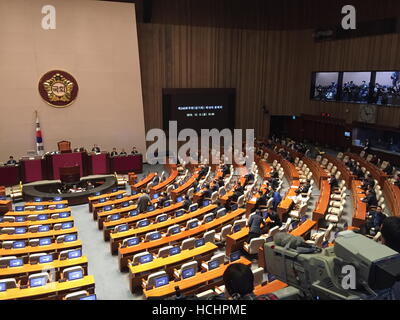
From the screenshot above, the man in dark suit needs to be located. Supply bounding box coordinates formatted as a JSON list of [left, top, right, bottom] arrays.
[[246, 210, 266, 243], [265, 207, 282, 228], [157, 192, 170, 208], [270, 169, 279, 179], [384, 163, 394, 175], [394, 174, 400, 188], [353, 166, 364, 180], [181, 195, 192, 211], [91, 144, 100, 153], [110, 148, 118, 157], [362, 189, 378, 210], [131, 147, 139, 155], [6, 156, 17, 166], [152, 173, 160, 185], [361, 174, 375, 191], [221, 163, 230, 176], [255, 190, 269, 210], [295, 179, 311, 195], [362, 206, 386, 235], [120, 148, 127, 156], [230, 183, 244, 202], [137, 190, 151, 213], [198, 165, 209, 179]]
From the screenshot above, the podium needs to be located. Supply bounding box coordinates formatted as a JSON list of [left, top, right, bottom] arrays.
[[59, 166, 81, 185]]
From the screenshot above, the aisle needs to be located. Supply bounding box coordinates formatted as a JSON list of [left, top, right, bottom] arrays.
[[70, 203, 139, 300]]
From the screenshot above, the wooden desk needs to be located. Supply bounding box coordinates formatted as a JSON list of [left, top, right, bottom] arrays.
[[277, 180, 300, 220], [110, 205, 217, 254], [0, 257, 88, 279], [103, 203, 183, 240], [0, 200, 12, 215], [312, 180, 330, 223], [0, 275, 95, 300], [170, 174, 199, 201], [0, 216, 74, 228], [383, 180, 400, 217], [92, 194, 141, 219], [143, 257, 251, 298], [254, 280, 288, 296], [131, 173, 156, 192], [6, 208, 72, 217], [88, 190, 126, 212], [225, 227, 249, 256], [0, 240, 82, 257], [290, 219, 316, 237], [150, 166, 178, 195], [352, 180, 366, 228], [118, 208, 246, 271], [24, 200, 68, 207], [0, 227, 78, 242], [128, 242, 218, 291]]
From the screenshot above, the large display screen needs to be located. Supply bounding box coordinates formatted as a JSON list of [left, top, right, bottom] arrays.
[[312, 72, 339, 101], [162, 89, 235, 133], [311, 70, 400, 107], [374, 71, 400, 106], [340, 72, 371, 103]]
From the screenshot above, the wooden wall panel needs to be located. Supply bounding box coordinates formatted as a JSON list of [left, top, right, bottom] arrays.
[[138, 23, 400, 138]]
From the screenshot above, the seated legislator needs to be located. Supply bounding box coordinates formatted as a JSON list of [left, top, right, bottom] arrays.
[[6, 156, 17, 166], [361, 174, 375, 191], [328, 174, 339, 192], [360, 206, 386, 236], [120, 148, 127, 156], [384, 162, 394, 176], [295, 179, 311, 195], [131, 147, 139, 155], [210, 263, 277, 300], [91, 144, 101, 153], [361, 189, 378, 210], [394, 174, 400, 188], [110, 148, 118, 157], [265, 207, 282, 228]]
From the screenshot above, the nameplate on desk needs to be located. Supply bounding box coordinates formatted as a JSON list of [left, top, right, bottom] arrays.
[[291, 186, 299, 189]]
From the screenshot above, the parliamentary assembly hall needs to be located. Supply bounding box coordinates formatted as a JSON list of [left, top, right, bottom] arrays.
[[0, 0, 399, 304]]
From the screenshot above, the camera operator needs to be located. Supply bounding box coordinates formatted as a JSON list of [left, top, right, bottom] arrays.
[[381, 217, 400, 300]]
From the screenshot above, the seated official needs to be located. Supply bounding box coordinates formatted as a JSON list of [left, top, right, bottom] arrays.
[[221, 163, 230, 176], [380, 217, 400, 300], [131, 147, 139, 155], [152, 173, 160, 185], [353, 166, 364, 180], [295, 179, 311, 195], [215, 263, 276, 300], [6, 156, 17, 166], [362, 189, 378, 210], [244, 172, 255, 185], [181, 195, 192, 211], [361, 206, 386, 236], [394, 174, 400, 188], [120, 148, 127, 156], [255, 190, 269, 209], [216, 176, 225, 188], [91, 144, 100, 153], [384, 163, 394, 175], [328, 175, 339, 191], [198, 165, 209, 179], [230, 184, 244, 202], [268, 177, 279, 190], [361, 174, 375, 191], [157, 192, 170, 208], [200, 184, 212, 200], [210, 182, 219, 192], [110, 148, 118, 157], [246, 210, 266, 243]]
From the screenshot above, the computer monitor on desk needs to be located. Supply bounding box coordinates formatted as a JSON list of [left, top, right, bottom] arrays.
[[182, 267, 196, 279]]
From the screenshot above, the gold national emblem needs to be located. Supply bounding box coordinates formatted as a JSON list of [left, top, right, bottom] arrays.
[[38, 70, 79, 108]]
